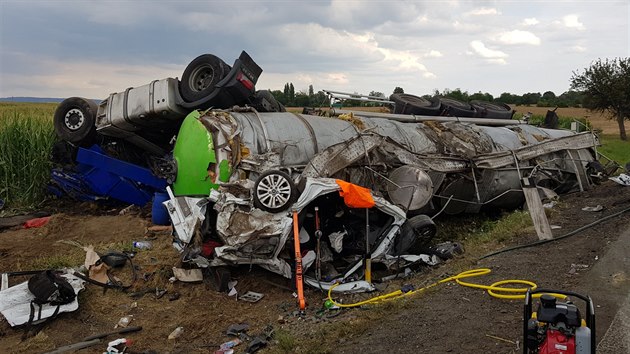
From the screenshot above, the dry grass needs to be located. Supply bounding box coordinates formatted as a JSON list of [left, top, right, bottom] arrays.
[[511, 106, 622, 135]]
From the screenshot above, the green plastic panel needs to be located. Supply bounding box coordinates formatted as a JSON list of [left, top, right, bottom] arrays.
[[172, 111, 218, 196]]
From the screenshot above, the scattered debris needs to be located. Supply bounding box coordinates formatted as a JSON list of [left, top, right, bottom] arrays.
[[168, 326, 184, 340], [582, 205, 604, 212], [239, 291, 264, 303], [172, 268, 203, 282], [0, 211, 50, 230], [219, 338, 242, 350], [115, 315, 133, 329], [0, 270, 84, 327], [22, 216, 51, 229], [226, 323, 249, 336], [485, 334, 516, 344], [42, 338, 101, 354], [610, 173, 630, 186], [132, 241, 153, 250], [105, 338, 133, 353]]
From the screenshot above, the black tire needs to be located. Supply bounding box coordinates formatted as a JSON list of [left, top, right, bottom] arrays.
[[253, 170, 297, 213], [437, 97, 476, 117], [470, 100, 514, 119], [253, 90, 285, 112], [390, 93, 441, 116], [180, 54, 231, 103], [394, 214, 437, 255], [53, 97, 98, 146]]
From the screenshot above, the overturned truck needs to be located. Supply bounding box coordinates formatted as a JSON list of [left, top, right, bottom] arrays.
[[51, 51, 602, 291], [164, 108, 600, 291]]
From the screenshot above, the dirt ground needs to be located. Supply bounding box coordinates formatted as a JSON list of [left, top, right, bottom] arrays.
[[0, 180, 629, 354]]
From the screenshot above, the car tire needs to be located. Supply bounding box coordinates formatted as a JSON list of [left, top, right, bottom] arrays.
[[437, 97, 476, 117], [180, 54, 231, 103], [253, 170, 297, 213], [470, 100, 514, 119], [394, 214, 437, 255], [53, 97, 98, 146], [390, 93, 441, 116]]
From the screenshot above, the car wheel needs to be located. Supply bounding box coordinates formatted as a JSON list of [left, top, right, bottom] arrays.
[[253, 170, 297, 213], [180, 54, 231, 103], [53, 97, 98, 146], [394, 214, 437, 255], [470, 100, 514, 119], [390, 93, 441, 116]]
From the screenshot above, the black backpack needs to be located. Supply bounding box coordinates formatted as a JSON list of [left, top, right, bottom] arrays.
[[23, 270, 76, 338]]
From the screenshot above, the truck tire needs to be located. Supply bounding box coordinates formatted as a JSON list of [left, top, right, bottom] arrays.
[[470, 100, 514, 119], [180, 54, 231, 103], [390, 93, 441, 116], [253, 90, 285, 112], [253, 170, 297, 213], [394, 214, 437, 255], [438, 97, 476, 117], [53, 97, 98, 146]]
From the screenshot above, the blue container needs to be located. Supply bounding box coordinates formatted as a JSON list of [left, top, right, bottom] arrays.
[[152, 192, 171, 225]]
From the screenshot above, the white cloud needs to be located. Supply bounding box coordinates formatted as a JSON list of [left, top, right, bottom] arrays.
[[562, 15, 585, 30], [424, 50, 444, 58], [496, 30, 541, 45], [521, 18, 539, 26], [565, 45, 587, 53], [1, 53, 183, 98], [469, 41, 508, 65], [467, 8, 501, 16]]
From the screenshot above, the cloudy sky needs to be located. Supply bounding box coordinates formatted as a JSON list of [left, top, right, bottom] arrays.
[[1, 0, 628, 100]]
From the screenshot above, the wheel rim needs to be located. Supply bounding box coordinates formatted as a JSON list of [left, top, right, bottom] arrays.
[[64, 108, 85, 131], [256, 174, 292, 210], [189, 64, 215, 92]]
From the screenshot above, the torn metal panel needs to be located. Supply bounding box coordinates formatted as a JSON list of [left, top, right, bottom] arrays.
[[164, 186, 207, 244], [473, 132, 597, 169], [215, 206, 292, 248]]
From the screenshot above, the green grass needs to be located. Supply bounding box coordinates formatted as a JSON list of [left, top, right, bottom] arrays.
[[598, 134, 630, 167], [0, 102, 57, 212]]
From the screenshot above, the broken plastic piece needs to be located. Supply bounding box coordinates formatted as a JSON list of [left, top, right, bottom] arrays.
[[226, 323, 249, 336], [115, 315, 133, 328], [23, 216, 51, 229], [172, 268, 203, 282], [168, 326, 184, 340], [581, 205, 604, 212], [610, 173, 630, 186], [239, 291, 264, 303]]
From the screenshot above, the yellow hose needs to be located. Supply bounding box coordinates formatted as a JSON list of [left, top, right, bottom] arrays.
[[327, 268, 566, 308]]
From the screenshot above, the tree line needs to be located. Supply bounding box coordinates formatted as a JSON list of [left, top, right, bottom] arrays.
[[268, 57, 628, 140], [268, 84, 585, 109]]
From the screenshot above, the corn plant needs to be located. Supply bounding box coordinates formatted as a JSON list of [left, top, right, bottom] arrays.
[[0, 103, 57, 211]]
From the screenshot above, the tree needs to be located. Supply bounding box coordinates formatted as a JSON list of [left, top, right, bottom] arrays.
[[469, 91, 494, 102], [571, 58, 630, 140], [393, 87, 404, 94], [283, 83, 290, 103], [289, 83, 295, 105]]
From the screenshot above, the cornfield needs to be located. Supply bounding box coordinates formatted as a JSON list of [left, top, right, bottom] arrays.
[[0, 102, 57, 211]]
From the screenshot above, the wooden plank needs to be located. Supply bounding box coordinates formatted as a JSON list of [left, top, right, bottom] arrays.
[[521, 178, 553, 240]]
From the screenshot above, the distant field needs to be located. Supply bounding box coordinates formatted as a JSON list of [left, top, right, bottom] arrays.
[[510, 105, 620, 135]]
